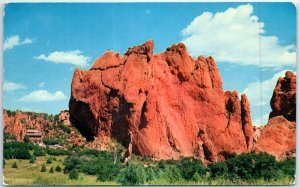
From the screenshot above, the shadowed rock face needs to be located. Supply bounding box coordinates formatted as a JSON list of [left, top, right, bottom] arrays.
[[254, 72, 296, 160], [269, 71, 296, 122], [69, 40, 254, 163]]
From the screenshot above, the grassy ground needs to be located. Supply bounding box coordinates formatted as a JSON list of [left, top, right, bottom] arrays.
[[3, 156, 117, 185], [3, 156, 295, 185]]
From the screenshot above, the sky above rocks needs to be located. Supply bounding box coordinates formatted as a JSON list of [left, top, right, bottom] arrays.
[[3, 2, 296, 125]]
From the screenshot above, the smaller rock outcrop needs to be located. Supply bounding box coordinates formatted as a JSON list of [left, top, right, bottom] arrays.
[[269, 71, 296, 121], [254, 71, 296, 160]]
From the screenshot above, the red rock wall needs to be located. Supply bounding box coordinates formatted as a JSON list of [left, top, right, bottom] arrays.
[[69, 41, 254, 162]]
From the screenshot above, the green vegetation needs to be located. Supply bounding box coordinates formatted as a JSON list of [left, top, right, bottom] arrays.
[[4, 142, 33, 159], [55, 165, 62, 172], [12, 162, 18, 169], [49, 167, 54, 173], [3, 141, 296, 186], [46, 157, 53, 164], [69, 169, 79, 180], [43, 138, 65, 145], [4, 132, 17, 141], [23, 135, 30, 143], [58, 122, 71, 134], [41, 164, 46, 172]]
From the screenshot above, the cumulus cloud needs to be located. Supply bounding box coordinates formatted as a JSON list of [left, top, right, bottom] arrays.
[[34, 50, 90, 66], [181, 4, 296, 68], [3, 81, 26, 92], [19, 90, 67, 102], [4, 35, 33, 50]]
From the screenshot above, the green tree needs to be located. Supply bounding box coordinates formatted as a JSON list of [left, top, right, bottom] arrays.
[[117, 164, 146, 185], [55, 165, 62, 172], [178, 157, 206, 180], [46, 157, 52, 164], [49, 167, 54, 173], [12, 161, 18, 169], [69, 169, 79, 180], [30, 156, 36, 163], [41, 164, 46, 172]]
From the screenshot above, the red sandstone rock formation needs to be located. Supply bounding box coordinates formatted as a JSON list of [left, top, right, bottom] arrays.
[[69, 40, 254, 162], [59, 110, 71, 126], [269, 71, 296, 122], [3, 111, 26, 141], [254, 71, 296, 160]]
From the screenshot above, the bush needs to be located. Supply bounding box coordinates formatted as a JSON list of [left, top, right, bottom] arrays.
[[226, 152, 282, 180], [58, 122, 71, 134], [43, 138, 65, 145], [46, 157, 52, 164], [69, 169, 79, 180], [41, 164, 46, 172], [55, 165, 62, 172], [178, 157, 206, 180], [49, 167, 54, 173], [83, 160, 120, 181], [30, 157, 36, 163], [209, 161, 228, 178], [4, 132, 17, 141], [3, 159, 6, 168], [33, 147, 46, 156], [163, 165, 182, 183], [12, 162, 18, 169], [278, 158, 296, 178], [117, 164, 146, 185], [192, 172, 201, 182]]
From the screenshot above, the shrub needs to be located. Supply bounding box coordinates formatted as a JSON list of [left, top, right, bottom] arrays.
[[43, 138, 65, 145], [46, 157, 52, 164], [3, 159, 6, 168], [145, 167, 157, 182], [278, 158, 296, 178], [69, 169, 79, 180], [41, 164, 46, 172], [226, 152, 281, 180], [49, 167, 54, 173], [55, 165, 62, 172], [33, 147, 46, 156], [117, 164, 146, 185], [178, 157, 206, 180], [30, 157, 36, 163], [209, 161, 228, 178], [12, 162, 18, 169], [192, 172, 201, 182], [4, 132, 17, 141], [164, 165, 182, 183], [58, 122, 71, 134], [84, 160, 120, 181]]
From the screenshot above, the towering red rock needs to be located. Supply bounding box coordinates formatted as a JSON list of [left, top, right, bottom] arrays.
[[269, 71, 296, 121], [69, 41, 254, 163], [254, 71, 296, 160]]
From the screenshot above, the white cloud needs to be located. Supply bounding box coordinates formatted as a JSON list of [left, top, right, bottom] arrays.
[[19, 90, 67, 102], [34, 50, 90, 66], [3, 81, 26, 92], [181, 4, 296, 68], [4, 35, 33, 50], [38, 82, 45, 88]]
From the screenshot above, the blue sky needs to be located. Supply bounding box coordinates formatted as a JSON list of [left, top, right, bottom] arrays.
[[3, 3, 296, 125]]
